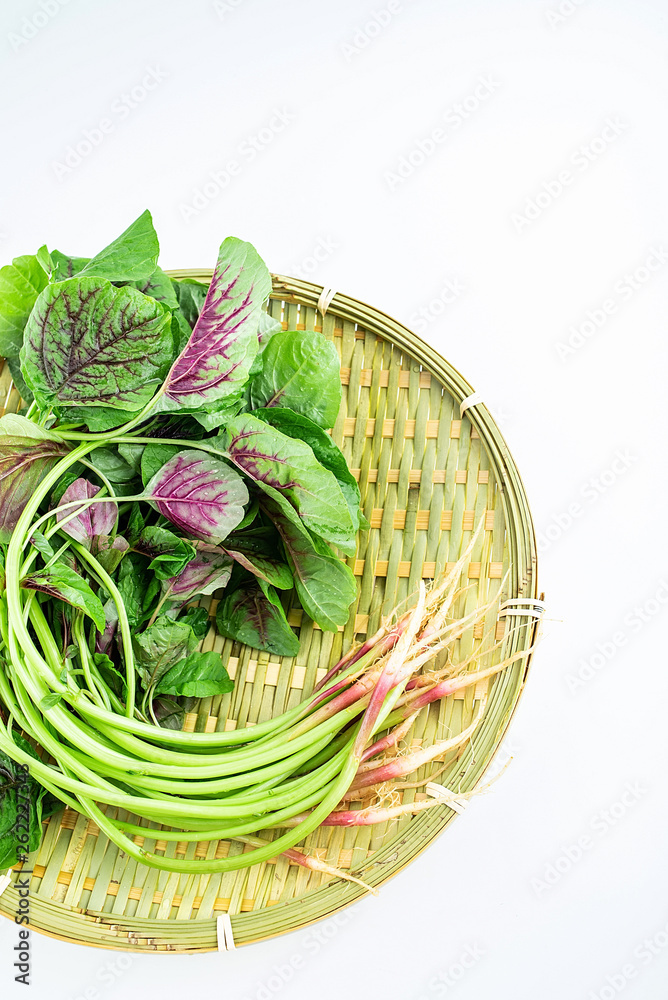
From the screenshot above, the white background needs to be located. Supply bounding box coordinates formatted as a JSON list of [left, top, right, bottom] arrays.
[[1, 0, 667, 997]]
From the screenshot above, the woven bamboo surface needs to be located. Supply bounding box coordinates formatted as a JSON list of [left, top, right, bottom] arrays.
[[0, 273, 539, 952]]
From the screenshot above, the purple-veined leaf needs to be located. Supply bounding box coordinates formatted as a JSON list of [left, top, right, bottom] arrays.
[[0, 434, 68, 542], [55, 478, 117, 548], [216, 414, 356, 554], [221, 529, 293, 589], [20, 276, 173, 411], [142, 449, 249, 544], [155, 238, 271, 417], [161, 546, 233, 602]]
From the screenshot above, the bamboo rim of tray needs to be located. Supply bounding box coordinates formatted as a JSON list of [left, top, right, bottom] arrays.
[[0, 273, 539, 952]]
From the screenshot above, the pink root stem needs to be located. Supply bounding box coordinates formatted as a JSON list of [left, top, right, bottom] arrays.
[[360, 712, 419, 763], [281, 797, 443, 828], [346, 708, 484, 794], [233, 835, 377, 893], [351, 585, 427, 757]]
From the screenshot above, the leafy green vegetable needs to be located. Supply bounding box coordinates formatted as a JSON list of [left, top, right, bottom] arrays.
[[93, 651, 127, 699], [50, 250, 89, 282], [151, 696, 185, 730], [115, 553, 153, 630], [22, 562, 106, 631], [154, 238, 271, 420], [95, 535, 129, 574], [140, 442, 180, 486], [142, 449, 249, 544], [0, 211, 363, 680], [135, 525, 196, 581], [222, 527, 294, 589], [86, 446, 138, 484], [161, 546, 232, 601], [129, 265, 179, 309], [215, 582, 300, 656], [76, 210, 160, 282], [60, 404, 140, 432], [0, 435, 68, 541], [176, 605, 210, 640], [132, 615, 199, 689], [253, 407, 368, 532], [249, 330, 342, 428], [265, 499, 357, 631], [218, 414, 356, 554], [0, 251, 50, 357], [171, 276, 208, 328], [20, 277, 173, 412], [155, 650, 234, 698], [0, 731, 62, 868]]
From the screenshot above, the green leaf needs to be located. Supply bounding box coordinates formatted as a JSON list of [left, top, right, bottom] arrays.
[[126, 503, 145, 545], [235, 497, 259, 531], [0, 252, 50, 357], [29, 530, 55, 559], [127, 265, 179, 309], [0, 413, 62, 441], [222, 527, 293, 589], [217, 413, 356, 555], [171, 277, 208, 328], [7, 357, 34, 403], [132, 615, 199, 689], [258, 310, 282, 344], [140, 443, 181, 487], [0, 731, 59, 868], [59, 404, 139, 432], [51, 251, 90, 281], [155, 650, 234, 698], [86, 446, 138, 484], [117, 441, 144, 474], [176, 606, 210, 640], [115, 553, 152, 630], [76, 210, 160, 282], [264, 497, 357, 631], [95, 535, 129, 574], [135, 525, 196, 582], [39, 692, 63, 710], [93, 651, 127, 699], [253, 407, 367, 532], [20, 277, 173, 412], [249, 330, 342, 428], [22, 562, 105, 631], [215, 583, 300, 656]]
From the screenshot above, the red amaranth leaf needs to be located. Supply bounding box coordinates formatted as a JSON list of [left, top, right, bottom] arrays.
[[156, 238, 271, 418], [142, 449, 248, 544], [55, 478, 117, 548], [0, 435, 68, 541]]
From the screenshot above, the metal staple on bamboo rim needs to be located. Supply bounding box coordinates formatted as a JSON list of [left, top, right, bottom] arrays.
[[0, 272, 540, 952]]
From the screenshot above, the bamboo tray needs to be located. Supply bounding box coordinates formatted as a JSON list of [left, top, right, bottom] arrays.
[[0, 273, 539, 952]]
